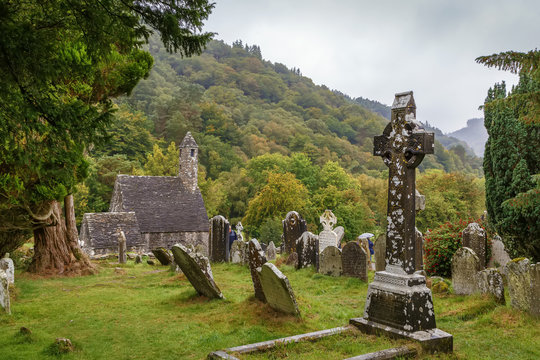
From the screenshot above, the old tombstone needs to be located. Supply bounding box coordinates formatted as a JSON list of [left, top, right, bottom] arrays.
[[476, 269, 505, 305], [209, 215, 230, 262], [505, 258, 532, 312], [0, 269, 10, 314], [462, 223, 486, 269], [257, 263, 300, 316], [152, 247, 173, 266], [118, 230, 127, 264], [374, 234, 386, 272], [415, 228, 424, 271], [359, 238, 372, 270], [171, 244, 223, 299], [285, 252, 298, 268], [531, 263, 540, 318], [342, 242, 368, 282], [282, 211, 307, 254], [318, 210, 338, 253], [0, 257, 15, 285], [487, 235, 511, 269], [247, 239, 267, 302], [266, 241, 277, 261], [319, 246, 342, 277], [135, 254, 142, 264], [236, 222, 244, 242], [334, 226, 345, 245], [361, 91, 440, 334], [230, 240, 247, 265], [415, 189, 425, 212], [452, 247, 481, 295], [296, 231, 318, 269]]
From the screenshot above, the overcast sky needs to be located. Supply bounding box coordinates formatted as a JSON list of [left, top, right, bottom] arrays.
[[204, 0, 539, 132]]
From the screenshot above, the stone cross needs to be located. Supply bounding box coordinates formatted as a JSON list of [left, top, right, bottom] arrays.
[[118, 230, 127, 264], [373, 91, 433, 275]]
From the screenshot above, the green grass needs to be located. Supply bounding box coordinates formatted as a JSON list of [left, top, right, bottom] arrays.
[[0, 259, 539, 360]]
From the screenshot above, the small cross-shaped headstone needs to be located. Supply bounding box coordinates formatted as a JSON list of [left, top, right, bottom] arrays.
[[373, 91, 433, 275]]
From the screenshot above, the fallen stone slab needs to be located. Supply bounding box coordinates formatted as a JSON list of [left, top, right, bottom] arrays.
[[343, 345, 417, 360], [171, 244, 223, 299]]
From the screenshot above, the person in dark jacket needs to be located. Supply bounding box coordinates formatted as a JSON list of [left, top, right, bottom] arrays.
[[228, 227, 237, 249], [368, 237, 374, 261]]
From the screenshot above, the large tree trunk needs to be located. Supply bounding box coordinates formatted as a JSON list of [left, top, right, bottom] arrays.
[[28, 198, 95, 276]]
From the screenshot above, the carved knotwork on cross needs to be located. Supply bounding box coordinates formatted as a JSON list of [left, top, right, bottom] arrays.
[[373, 91, 434, 275]]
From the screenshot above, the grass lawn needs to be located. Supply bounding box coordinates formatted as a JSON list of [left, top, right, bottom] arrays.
[[0, 258, 538, 359]]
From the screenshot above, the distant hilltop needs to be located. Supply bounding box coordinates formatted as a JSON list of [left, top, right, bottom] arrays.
[[352, 97, 487, 158]]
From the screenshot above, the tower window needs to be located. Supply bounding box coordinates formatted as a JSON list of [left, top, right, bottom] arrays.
[[190, 149, 195, 157]]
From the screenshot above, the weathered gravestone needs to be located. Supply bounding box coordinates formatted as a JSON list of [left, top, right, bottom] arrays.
[[359, 238, 372, 270], [236, 222, 244, 242], [342, 242, 368, 282], [0, 269, 10, 314], [230, 240, 247, 265], [266, 241, 277, 261], [374, 234, 386, 272], [118, 230, 127, 264], [152, 247, 173, 266], [247, 239, 267, 302], [415, 228, 424, 271], [487, 235, 511, 269], [476, 268, 505, 305], [209, 215, 230, 262], [415, 189, 425, 212], [318, 210, 338, 253], [462, 223, 486, 269], [135, 254, 142, 264], [360, 92, 441, 335], [505, 258, 532, 312], [334, 226, 345, 245], [282, 211, 307, 254], [531, 263, 540, 318], [171, 244, 223, 299], [257, 262, 300, 316], [319, 246, 342, 277], [0, 256, 15, 285], [452, 247, 481, 295], [296, 231, 319, 269]]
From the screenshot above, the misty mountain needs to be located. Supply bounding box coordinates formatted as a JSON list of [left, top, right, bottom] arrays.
[[448, 118, 488, 157]]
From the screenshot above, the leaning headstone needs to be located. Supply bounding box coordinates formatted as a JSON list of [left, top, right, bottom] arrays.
[[342, 242, 368, 282], [247, 239, 267, 302], [152, 247, 173, 266], [374, 234, 386, 272], [209, 215, 230, 262], [0, 257, 15, 285], [282, 211, 307, 254], [171, 244, 223, 299], [487, 235, 511, 269], [476, 268, 505, 305], [530, 263, 540, 318], [118, 230, 127, 264], [415, 228, 424, 271], [462, 223, 486, 269], [0, 269, 10, 314], [230, 240, 247, 265], [451, 247, 481, 295], [319, 246, 342, 277], [505, 258, 532, 312], [296, 231, 318, 269], [266, 241, 277, 261], [318, 210, 338, 253], [334, 226, 345, 245], [257, 263, 300, 316]]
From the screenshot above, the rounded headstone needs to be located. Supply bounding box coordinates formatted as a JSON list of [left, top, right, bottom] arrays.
[[342, 242, 368, 281], [451, 247, 481, 295], [257, 263, 300, 316], [505, 258, 532, 312], [476, 268, 505, 305], [319, 246, 342, 277], [462, 223, 486, 268], [0, 258, 15, 285]]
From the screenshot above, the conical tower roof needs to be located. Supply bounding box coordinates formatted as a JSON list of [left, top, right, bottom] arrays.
[[179, 132, 198, 148]]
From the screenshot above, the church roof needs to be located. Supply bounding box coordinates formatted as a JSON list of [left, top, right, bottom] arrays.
[[110, 175, 209, 233], [179, 131, 198, 148]]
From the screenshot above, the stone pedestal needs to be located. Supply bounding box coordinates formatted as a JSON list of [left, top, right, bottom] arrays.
[[363, 270, 435, 332]]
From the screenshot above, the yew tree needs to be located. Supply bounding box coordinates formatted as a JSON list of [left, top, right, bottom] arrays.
[[0, 0, 214, 275]]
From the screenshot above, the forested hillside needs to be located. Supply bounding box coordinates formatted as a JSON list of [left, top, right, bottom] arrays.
[[76, 38, 485, 241]]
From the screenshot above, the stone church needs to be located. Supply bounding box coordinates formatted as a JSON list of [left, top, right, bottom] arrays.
[[79, 132, 209, 255]]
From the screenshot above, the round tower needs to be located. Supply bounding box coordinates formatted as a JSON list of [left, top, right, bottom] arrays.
[[178, 132, 199, 192]]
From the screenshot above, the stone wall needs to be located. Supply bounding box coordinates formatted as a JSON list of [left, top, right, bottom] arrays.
[[144, 231, 209, 256]]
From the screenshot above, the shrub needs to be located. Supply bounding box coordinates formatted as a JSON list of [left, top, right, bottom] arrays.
[[259, 217, 283, 246], [424, 218, 493, 277]]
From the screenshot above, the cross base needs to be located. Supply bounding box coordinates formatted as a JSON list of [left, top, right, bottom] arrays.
[[363, 271, 436, 332]]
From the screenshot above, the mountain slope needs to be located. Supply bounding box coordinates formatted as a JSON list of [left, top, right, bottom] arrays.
[[449, 118, 488, 157]]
